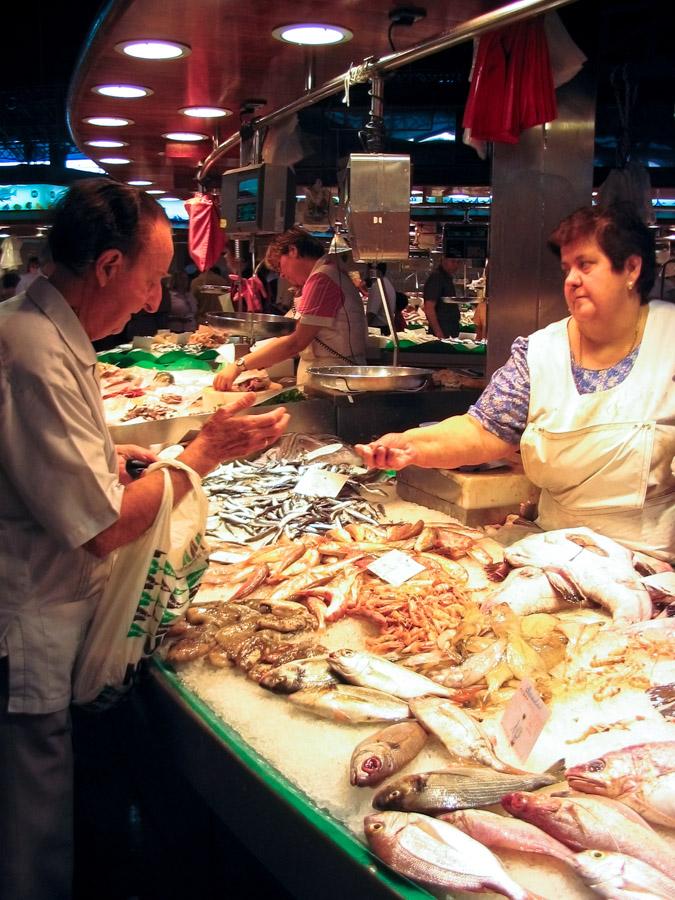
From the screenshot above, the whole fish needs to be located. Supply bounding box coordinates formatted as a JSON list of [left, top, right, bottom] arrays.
[[267, 558, 362, 604], [570, 849, 675, 900], [372, 766, 562, 814], [482, 567, 571, 616], [258, 656, 339, 693], [566, 741, 675, 828], [295, 569, 362, 623], [350, 721, 428, 787], [409, 696, 530, 774], [504, 528, 651, 624], [437, 639, 507, 688], [364, 811, 537, 899], [328, 649, 451, 700], [501, 791, 675, 881], [442, 809, 574, 864], [288, 684, 411, 724]]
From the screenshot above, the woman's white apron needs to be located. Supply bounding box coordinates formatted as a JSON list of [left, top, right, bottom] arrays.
[[520, 301, 675, 560]]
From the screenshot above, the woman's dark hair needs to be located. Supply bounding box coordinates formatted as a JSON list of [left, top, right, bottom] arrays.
[[548, 204, 656, 302], [48, 179, 168, 276], [265, 226, 325, 271]]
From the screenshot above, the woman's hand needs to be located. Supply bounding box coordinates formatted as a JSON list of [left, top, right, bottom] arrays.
[[354, 434, 417, 471], [115, 444, 157, 484], [213, 362, 239, 392]]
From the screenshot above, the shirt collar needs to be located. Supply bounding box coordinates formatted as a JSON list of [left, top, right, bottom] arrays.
[[26, 276, 97, 366]]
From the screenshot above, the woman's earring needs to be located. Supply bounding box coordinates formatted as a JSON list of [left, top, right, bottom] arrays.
[[627, 281, 634, 291]]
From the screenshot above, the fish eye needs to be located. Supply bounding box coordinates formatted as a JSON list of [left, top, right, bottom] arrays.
[[590, 850, 604, 859], [370, 822, 383, 832], [363, 757, 382, 772], [390, 790, 401, 800], [587, 759, 606, 772]]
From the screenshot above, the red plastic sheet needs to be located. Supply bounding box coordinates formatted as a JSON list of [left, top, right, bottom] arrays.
[[229, 274, 264, 313], [463, 17, 557, 145], [184, 193, 226, 272]]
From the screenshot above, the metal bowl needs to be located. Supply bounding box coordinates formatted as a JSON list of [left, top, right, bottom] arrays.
[[306, 365, 433, 393], [206, 311, 296, 340]]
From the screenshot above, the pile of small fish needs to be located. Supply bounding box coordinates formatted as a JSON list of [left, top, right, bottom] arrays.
[[203, 458, 387, 547], [362, 739, 675, 899]]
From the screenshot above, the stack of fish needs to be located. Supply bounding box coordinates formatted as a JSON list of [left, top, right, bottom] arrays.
[[362, 739, 675, 898]]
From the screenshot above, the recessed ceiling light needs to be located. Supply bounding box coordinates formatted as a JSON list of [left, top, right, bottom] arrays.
[[180, 106, 232, 118], [115, 40, 191, 60], [128, 180, 153, 186], [272, 23, 352, 45], [93, 84, 152, 99], [146, 189, 166, 194], [161, 196, 181, 202], [86, 139, 128, 148], [83, 116, 133, 127], [162, 131, 208, 141], [0, 161, 19, 167], [99, 157, 132, 164]]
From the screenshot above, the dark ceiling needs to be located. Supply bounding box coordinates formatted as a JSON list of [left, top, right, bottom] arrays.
[[1, 0, 674, 194]]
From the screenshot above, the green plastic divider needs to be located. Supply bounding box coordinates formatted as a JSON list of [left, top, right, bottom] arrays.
[[152, 658, 434, 899], [98, 348, 218, 370]]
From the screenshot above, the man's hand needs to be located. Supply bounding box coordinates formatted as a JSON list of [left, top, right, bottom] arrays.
[[354, 434, 417, 471], [115, 444, 157, 484], [186, 392, 290, 473]]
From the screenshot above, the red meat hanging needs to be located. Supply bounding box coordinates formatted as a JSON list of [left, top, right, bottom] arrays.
[[184, 193, 226, 272], [463, 16, 557, 145]]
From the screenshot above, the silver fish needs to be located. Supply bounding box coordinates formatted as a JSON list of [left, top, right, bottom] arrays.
[[570, 849, 675, 900], [350, 721, 427, 787], [438, 639, 507, 688], [504, 528, 652, 624], [409, 697, 530, 774], [288, 685, 411, 724], [372, 765, 561, 814], [364, 811, 537, 899], [328, 649, 451, 700]]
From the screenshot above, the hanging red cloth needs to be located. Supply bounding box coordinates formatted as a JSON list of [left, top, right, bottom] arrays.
[[184, 193, 226, 272], [463, 17, 557, 145]]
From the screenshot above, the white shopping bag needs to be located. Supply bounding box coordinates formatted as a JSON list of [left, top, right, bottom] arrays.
[[73, 459, 209, 709]]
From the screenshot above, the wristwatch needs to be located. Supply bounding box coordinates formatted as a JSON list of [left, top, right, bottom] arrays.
[[234, 356, 247, 371]]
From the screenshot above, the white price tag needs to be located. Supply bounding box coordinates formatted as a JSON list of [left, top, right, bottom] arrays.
[[367, 550, 425, 587], [294, 467, 349, 498], [500, 678, 550, 763]]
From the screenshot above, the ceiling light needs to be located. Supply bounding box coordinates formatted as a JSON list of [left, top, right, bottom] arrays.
[[93, 84, 152, 99], [128, 180, 153, 186], [272, 24, 352, 45], [86, 139, 128, 148], [115, 40, 191, 60], [180, 106, 231, 118], [0, 161, 19, 167], [146, 189, 166, 194], [161, 196, 181, 202], [99, 157, 132, 165], [84, 116, 133, 127], [162, 131, 208, 141]]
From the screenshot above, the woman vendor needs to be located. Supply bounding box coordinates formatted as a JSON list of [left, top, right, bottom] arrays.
[[213, 227, 367, 390], [356, 205, 675, 561]]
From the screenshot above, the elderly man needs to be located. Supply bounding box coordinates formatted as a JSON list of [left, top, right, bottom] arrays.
[[0, 179, 288, 900]]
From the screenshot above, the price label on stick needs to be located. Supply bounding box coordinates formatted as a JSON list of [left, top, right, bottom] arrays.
[[368, 550, 425, 587], [500, 678, 550, 763], [294, 467, 349, 498]]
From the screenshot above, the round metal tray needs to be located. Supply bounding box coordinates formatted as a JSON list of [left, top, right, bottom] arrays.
[[206, 311, 296, 339], [306, 365, 433, 393]]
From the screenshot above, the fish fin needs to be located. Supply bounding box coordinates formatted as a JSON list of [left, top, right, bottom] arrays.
[[485, 561, 511, 582], [544, 758, 567, 779], [566, 533, 609, 556], [542, 566, 585, 604]]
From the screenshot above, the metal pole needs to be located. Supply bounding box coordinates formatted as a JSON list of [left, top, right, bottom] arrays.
[[376, 275, 399, 367], [198, 0, 574, 183]]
